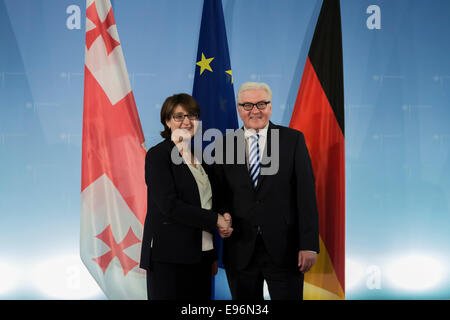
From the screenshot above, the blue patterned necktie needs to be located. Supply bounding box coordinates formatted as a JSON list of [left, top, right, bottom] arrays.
[[249, 133, 260, 188]]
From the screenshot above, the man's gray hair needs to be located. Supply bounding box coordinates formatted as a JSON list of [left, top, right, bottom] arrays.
[[237, 82, 272, 102]]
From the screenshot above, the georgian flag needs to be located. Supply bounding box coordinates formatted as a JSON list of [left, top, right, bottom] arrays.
[[80, 0, 147, 299]]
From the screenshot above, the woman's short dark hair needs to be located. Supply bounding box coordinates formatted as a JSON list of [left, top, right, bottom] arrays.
[[160, 93, 200, 139]]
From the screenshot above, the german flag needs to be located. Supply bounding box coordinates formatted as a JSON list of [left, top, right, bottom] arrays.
[[289, 0, 345, 299]]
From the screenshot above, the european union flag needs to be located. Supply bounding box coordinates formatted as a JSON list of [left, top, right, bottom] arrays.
[[192, 0, 238, 135], [192, 0, 238, 300]]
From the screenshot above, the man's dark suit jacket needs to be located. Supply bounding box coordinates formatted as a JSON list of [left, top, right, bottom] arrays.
[[214, 122, 320, 271], [139, 139, 218, 270]]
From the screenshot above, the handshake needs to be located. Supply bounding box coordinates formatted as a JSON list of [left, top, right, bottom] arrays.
[[216, 213, 233, 239]]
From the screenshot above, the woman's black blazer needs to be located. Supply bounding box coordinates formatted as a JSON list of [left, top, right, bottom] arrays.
[[139, 139, 218, 270]]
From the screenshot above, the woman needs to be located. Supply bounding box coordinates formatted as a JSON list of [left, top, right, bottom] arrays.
[[139, 93, 232, 300]]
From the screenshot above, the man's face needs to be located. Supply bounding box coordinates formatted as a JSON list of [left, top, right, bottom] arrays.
[[237, 89, 272, 130]]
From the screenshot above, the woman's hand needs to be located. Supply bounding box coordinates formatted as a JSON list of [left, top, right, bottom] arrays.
[[217, 213, 233, 238]]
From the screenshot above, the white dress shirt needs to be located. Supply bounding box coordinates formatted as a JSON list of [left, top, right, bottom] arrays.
[[243, 123, 269, 169], [187, 162, 214, 251]]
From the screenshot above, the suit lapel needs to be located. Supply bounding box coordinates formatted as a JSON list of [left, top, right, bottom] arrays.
[[235, 122, 277, 194], [233, 128, 254, 189], [167, 139, 202, 206], [254, 121, 275, 193]]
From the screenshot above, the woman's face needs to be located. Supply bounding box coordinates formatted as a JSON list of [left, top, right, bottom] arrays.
[[166, 105, 198, 142]]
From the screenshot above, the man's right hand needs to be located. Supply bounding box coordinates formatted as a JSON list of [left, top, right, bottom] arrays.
[[217, 213, 233, 238], [223, 213, 232, 225]]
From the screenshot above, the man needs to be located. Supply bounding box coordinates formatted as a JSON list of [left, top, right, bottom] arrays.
[[213, 82, 319, 300]]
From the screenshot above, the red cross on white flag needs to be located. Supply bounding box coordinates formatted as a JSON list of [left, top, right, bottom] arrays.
[[80, 0, 147, 299]]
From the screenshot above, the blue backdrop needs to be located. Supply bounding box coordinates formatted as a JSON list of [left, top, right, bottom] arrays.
[[0, 0, 449, 299]]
